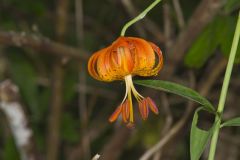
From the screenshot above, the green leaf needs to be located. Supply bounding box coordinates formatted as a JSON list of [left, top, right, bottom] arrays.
[[218, 17, 235, 55], [184, 19, 219, 68], [218, 16, 240, 64], [221, 117, 240, 128], [224, 0, 240, 13], [190, 107, 215, 160], [3, 137, 20, 160], [63, 67, 78, 103], [184, 15, 240, 67], [135, 80, 215, 112], [7, 51, 40, 120], [61, 113, 80, 143]]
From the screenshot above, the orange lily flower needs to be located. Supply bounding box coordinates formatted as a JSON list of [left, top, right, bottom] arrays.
[[88, 36, 163, 126]]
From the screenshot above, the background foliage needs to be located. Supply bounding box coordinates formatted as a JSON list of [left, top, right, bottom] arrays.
[[0, 0, 240, 160]]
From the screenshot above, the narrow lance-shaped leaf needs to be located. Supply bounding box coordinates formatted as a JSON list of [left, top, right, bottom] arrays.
[[184, 18, 219, 68], [224, 0, 240, 13], [221, 117, 240, 128], [135, 80, 215, 112], [190, 107, 216, 160]]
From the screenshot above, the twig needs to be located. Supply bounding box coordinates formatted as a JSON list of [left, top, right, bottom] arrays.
[[37, 77, 118, 100], [140, 58, 227, 160], [66, 120, 107, 160], [0, 80, 40, 160], [46, 62, 65, 160], [100, 127, 131, 160], [172, 0, 185, 29], [165, 0, 225, 77], [75, 0, 84, 46], [77, 84, 118, 100], [198, 58, 227, 96], [84, 16, 115, 41], [0, 31, 89, 60], [163, 3, 173, 53], [140, 72, 196, 160], [75, 0, 91, 159], [140, 104, 193, 160], [99, 58, 226, 160], [153, 93, 172, 160], [91, 154, 100, 160], [46, 0, 69, 160], [160, 94, 173, 135]]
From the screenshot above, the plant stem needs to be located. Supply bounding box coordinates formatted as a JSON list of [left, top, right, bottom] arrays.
[[120, 0, 162, 36], [208, 11, 240, 160]]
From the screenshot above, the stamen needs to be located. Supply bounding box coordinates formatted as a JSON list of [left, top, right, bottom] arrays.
[[120, 78, 129, 105], [122, 75, 159, 124], [146, 97, 159, 114], [124, 100, 130, 120], [125, 75, 144, 101], [127, 85, 134, 123], [124, 75, 136, 123], [122, 100, 130, 123], [109, 104, 122, 122], [138, 99, 149, 120]]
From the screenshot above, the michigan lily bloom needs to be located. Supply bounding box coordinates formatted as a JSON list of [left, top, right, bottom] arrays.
[[88, 36, 163, 126]]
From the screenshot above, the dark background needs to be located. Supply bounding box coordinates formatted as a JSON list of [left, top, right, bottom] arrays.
[[0, 0, 240, 160]]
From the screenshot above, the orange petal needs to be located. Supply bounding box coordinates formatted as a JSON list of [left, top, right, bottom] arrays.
[[118, 46, 134, 73], [148, 42, 163, 75], [109, 104, 123, 123], [129, 37, 155, 74], [126, 37, 163, 77], [110, 37, 134, 74], [97, 50, 112, 81], [146, 97, 159, 114], [88, 47, 111, 81], [88, 52, 101, 80], [88, 36, 163, 81]]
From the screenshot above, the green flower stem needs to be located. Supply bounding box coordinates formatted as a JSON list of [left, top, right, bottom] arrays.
[[120, 0, 162, 36], [208, 11, 240, 160]]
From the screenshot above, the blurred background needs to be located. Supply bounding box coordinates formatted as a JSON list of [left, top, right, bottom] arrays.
[[0, 0, 240, 160]]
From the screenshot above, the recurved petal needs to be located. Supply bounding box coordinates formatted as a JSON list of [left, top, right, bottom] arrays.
[[127, 37, 163, 77], [128, 37, 155, 73], [109, 104, 123, 123], [88, 47, 109, 81], [117, 46, 134, 73], [146, 97, 159, 114], [96, 49, 113, 81], [110, 37, 134, 74], [148, 42, 164, 75], [88, 36, 163, 82], [88, 52, 101, 80]]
